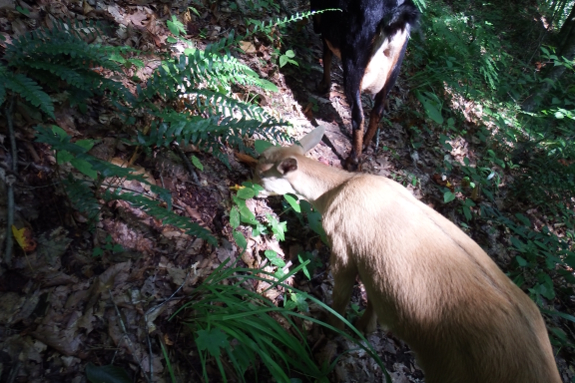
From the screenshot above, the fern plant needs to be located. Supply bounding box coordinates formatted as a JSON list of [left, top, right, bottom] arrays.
[[1, 15, 303, 247], [1, 19, 135, 115], [136, 48, 291, 162]]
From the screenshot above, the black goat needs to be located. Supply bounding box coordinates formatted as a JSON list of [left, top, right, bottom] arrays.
[[311, 0, 419, 168]]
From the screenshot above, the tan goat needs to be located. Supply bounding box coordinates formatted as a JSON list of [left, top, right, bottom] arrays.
[[254, 126, 562, 383]]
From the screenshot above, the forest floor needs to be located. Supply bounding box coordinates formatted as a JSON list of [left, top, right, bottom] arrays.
[[0, 0, 573, 382]]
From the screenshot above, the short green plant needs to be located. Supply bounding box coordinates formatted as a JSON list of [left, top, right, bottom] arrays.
[[229, 182, 268, 250], [92, 234, 124, 257], [278, 49, 298, 68], [166, 15, 186, 43], [175, 260, 390, 383]]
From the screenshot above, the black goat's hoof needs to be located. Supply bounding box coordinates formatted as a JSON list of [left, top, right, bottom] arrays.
[[343, 155, 360, 171], [316, 81, 331, 94]]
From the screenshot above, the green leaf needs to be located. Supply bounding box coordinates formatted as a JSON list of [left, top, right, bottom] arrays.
[[128, 58, 145, 69], [0, 81, 5, 105], [541, 308, 575, 324], [243, 181, 265, 196], [533, 282, 555, 300], [85, 363, 132, 383], [514, 213, 531, 226], [416, 91, 443, 125], [109, 52, 127, 64], [298, 253, 312, 280], [51, 125, 68, 140], [510, 236, 525, 252], [112, 244, 123, 253], [515, 255, 527, 266], [279, 55, 288, 68], [16, 6, 30, 15], [284, 194, 301, 212], [255, 140, 274, 154], [230, 206, 240, 229], [233, 230, 247, 250], [188, 6, 201, 17], [549, 327, 567, 341], [255, 77, 278, 92], [252, 222, 268, 237], [71, 158, 98, 179], [266, 214, 287, 241], [290, 292, 309, 312], [285, 50, 295, 58], [233, 196, 257, 224], [264, 249, 286, 267], [195, 329, 228, 358], [191, 155, 204, 171], [443, 190, 456, 203], [167, 15, 186, 36], [237, 187, 256, 199], [462, 205, 471, 221], [56, 150, 74, 164], [75, 139, 96, 152], [239, 206, 258, 225], [92, 247, 104, 257]]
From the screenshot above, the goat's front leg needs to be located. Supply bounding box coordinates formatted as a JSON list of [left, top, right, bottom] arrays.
[[328, 257, 358, 330]]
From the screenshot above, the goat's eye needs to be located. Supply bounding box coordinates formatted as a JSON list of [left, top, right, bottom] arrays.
[[258, 163, 273, 174]]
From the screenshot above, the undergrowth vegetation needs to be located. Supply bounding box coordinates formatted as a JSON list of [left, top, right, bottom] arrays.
[[175, 259, 387, 383], [409, 0, 575, 349]]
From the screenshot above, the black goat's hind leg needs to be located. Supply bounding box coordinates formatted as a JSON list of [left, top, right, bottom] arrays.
[[317, 39, 333, 94], [363, 91, 387, 150]]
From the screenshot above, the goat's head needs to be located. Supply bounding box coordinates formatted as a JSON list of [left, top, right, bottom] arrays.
[[254, 126, 325, 198]]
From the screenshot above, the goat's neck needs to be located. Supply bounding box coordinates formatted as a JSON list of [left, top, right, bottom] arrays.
[[290, 156, 354, 213]]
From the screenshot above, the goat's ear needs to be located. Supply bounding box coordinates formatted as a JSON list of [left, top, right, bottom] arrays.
[[297, 126, 325, 152], [278, 157, 298, 174]]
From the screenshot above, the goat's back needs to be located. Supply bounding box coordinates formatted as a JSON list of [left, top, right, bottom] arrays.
[[316, 174, 561, 383]]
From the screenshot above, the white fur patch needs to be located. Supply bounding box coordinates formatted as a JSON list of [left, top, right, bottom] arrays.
[[361, 28, 409, 95]]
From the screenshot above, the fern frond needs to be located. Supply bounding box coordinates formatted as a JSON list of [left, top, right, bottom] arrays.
[[3, 73, 54, 118], [142, 110, 289, 162], [184, 88, 281, 122], [103, 189, 217, 245], [203, 11, 319, 55], [140, 50, 277, 103], [22, 61, 95, 91], [5, 24, 122, 74]]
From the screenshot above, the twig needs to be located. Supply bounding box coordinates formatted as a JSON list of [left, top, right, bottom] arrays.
[[142, 267, 195, 381], [172, 143, 201, 186], [108, 288, 152, 383]]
